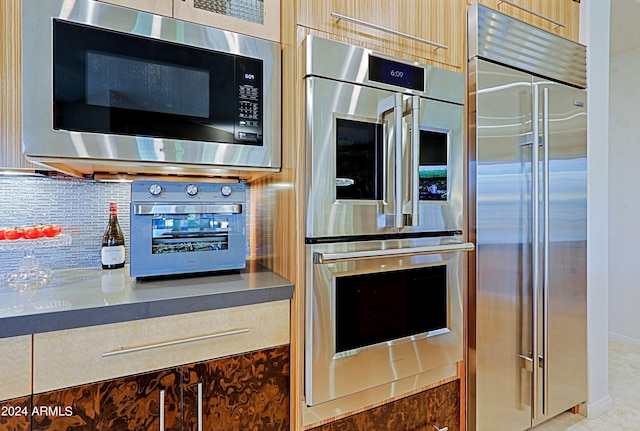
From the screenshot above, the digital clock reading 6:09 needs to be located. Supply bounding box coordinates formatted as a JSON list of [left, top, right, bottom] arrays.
[[368, 55, 425, 91]]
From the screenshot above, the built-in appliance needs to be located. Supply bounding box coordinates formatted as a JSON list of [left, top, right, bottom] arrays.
[[467, 4, 587, 431], [302, 36, 473, 422], [305, 235, 472, 408], [130, 181, 246, 278], [21, 0, 281, 178], [304, 35, 465, 239]]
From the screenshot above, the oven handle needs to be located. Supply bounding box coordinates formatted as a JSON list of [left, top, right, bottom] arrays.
[[133, 204, 242, 215], [314, 242, 474, 263]]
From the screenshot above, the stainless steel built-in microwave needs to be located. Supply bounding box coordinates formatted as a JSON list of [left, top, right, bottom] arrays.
[[22, 0, 281, 178]]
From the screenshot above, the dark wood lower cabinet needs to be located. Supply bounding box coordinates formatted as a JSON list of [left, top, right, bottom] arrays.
[[0, 396, 31, 431], [29, 345, 290, 431], [182, 345, 290, 431], [307, 380, 460, 431], [32, 368, 181, 431]]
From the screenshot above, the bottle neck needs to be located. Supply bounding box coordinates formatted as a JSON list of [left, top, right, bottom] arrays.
[[109, 203, 118, 218]]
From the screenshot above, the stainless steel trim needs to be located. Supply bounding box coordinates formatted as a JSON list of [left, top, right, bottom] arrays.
[[394, 93, 404, 229], [330, 12, 448, 49], [303, 35, 464, 104], [197, 382, 203, 431], [133, 204, 242, 215], [314, 242, 475, 263], [101, 328, 250, 357], [498, 0, 566, 28], [467, 3, 587, 88], [409, 95, 420, 227], [542, 87, 550, 416], [531, 87, 540, 421], [159, 389, 165, 431]]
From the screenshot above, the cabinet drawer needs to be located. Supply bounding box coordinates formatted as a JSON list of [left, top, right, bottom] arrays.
[[0, 335, 32, 401], [33, 300, 289, 393]]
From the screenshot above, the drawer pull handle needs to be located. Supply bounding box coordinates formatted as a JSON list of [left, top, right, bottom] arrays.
[[330, 12, 448, 50], [197, 382, 203, 431], [497, 1, 566, 28], [431, 425, 448, 431], [101, 328, 250, 357], [159, 389, 165, 431]]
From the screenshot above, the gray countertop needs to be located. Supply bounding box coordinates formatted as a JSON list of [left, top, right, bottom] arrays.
[[0, 261, 293, 339]]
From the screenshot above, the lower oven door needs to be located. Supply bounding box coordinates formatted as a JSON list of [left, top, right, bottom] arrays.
[[305, 237, 473, 406]]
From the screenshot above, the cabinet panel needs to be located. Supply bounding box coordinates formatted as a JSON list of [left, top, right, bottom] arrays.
[[96, 0, 173, 16], [306, 380, 460, 431], [298, 0, 464, 69], [182, 345, 290, 431], [32, 368, 181, 431], [174, 0, 280, 42], [0, 396, 31, 431], [33, 300, 290, 393], [0, 336, 32, 401]]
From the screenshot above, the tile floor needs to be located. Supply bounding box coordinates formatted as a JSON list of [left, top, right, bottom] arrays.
[[532, 340, 640, 430]]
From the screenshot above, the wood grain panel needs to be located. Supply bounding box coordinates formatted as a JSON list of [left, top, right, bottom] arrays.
[[306, 380, 460, 431], [182, 345, 290, 431], [297, 0, 464, 70], [0, 0, 38, 170], [32, 368, 182, 431], [0, 396, 31, 431]]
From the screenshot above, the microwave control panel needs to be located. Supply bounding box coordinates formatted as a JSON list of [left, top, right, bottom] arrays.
[[235, 57, 263, 145]]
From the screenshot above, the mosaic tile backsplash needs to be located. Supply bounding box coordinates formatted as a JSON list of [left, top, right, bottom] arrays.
[[0, 177, 252, 276], [0, 177, 131, 273]]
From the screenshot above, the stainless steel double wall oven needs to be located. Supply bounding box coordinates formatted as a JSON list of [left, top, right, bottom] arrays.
[[303, 36, 473, 416]]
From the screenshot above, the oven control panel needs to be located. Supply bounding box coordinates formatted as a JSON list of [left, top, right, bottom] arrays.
[[131, 181, 246, 203]]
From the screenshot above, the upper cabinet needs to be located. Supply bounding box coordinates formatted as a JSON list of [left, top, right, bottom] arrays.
[[175, 0, 280, 42], [297, 0, 466, 71], [97, 0, 280, 42], [471, 0, 580, 42]]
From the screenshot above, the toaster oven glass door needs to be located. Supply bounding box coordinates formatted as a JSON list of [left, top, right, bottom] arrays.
[[151, 213, 230, 255]]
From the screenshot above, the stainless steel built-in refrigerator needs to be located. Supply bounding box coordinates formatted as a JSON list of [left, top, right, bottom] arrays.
[[467, 4, 587, 431]]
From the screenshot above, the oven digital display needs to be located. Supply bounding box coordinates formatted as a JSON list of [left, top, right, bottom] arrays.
[[151, 213, 229, 254], [368, 55, 424, 91]]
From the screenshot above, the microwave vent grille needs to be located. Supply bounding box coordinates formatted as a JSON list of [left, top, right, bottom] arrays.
[[194, 0, 264, 24]]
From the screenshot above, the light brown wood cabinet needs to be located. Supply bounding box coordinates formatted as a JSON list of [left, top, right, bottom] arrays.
[[469, 0, 580, 42], [297, 0, 466, 71], [97, 0, 280, 42]]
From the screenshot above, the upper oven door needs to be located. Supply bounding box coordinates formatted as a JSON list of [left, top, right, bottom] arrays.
[[305, 77, 464, 240], [305, 77, 399, 239], [305, 237, 472, 406], [400, 97, 465, 234]]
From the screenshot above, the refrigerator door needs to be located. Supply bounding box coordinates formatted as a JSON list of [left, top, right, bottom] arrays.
[[532, 78, 587, 425], [471, 58, 535, 431]]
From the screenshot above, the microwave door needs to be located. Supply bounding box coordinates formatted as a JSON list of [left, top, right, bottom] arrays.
[[306, 77, 399, 238], [400, 97, 465, 234]]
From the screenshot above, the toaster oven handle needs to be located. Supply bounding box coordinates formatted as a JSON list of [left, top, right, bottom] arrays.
[[133, 204, 242, 215], [314, 242, 474, 263]]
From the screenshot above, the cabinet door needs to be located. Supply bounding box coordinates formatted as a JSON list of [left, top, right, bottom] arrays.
[[32, 368, 181, 431], [95, 0, 173, 16], [182, 345, 290, 431], [174, 0, 280, 42], [298, 0, 464, 70], [0, 396, 31, 431]]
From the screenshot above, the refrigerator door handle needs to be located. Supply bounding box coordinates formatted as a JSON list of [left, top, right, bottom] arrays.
[[408, 95, 421, 227], [394, 93, 404, 229], [531, 85, 540, 421], [542, 87, 551, 416]]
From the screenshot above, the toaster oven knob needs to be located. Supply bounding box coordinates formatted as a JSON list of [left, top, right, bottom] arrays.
[[149, 184, 163, 196], [185, 184, 199, 196], [220, 185, 233, 197]]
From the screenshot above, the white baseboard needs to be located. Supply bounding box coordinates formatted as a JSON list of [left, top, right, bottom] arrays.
[[609, 332, 640, 348], [578, 395, 613, 418]]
